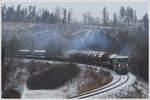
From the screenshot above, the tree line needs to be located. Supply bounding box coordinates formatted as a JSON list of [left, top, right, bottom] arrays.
[[83, 6, 139, 26], [2, 4, 148, 29], [2, 5, 72, 24]]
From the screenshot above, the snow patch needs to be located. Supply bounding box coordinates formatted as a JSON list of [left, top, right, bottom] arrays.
[[109, 54, 128, 59]]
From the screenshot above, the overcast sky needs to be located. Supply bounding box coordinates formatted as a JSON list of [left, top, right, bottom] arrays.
[[4, 2, 148, 22]]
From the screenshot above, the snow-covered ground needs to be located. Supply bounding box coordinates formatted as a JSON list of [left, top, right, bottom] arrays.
[[4, 58, 148, 99], [21, 62, 145, 99], [80, 73, 136, 98], [21, 63, 89, 98]]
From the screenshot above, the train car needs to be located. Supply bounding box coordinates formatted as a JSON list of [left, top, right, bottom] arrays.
[[17, 49, 47, 59], [31, 50, 47, 59], [17, 49, 31, 58]]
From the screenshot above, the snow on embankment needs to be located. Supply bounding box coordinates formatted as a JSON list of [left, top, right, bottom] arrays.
[[21, 64, 85, 98], [21, 63, 112, 98], [12, 59, 145, 98], [20, 59, 147, 98], [89, 73, 136, 98]]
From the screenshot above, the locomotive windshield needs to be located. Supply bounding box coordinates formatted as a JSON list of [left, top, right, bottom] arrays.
[[116, 58, 128, 63]]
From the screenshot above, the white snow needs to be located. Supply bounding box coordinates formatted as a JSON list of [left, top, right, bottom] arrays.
[[86, 72, 136, 98], [67, 50, 106, 58], [22, 84, 66, 98], [109, 54, 117, 58], [109, 54, 128, 59], [18, 49, 30, 52], [33, 50, 46, 53], [134, 80, 149, 97], [21, 63, 93, 98], [71, 29, 89, 36]]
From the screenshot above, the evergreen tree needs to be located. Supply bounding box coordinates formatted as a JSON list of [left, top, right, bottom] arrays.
[[2, 5, 7, 21], [32, 6, 36, 22], [83, 13, 87, 24], [62, 9, 67, 24], [28, 6, 33, 22], [113, 13, 117, 26], [24, 8, 28, 22], [102, 7, 109, 25], [126, 7, 134, 25], [55, 6, 61, 23], [130, 8, 134, 23], [16, 5, 21, 21], [133, 10, 137, 23], [119, 6, 126, 23], [68, 10, 72, 23], [143, 13, 149, 32], [49, 12, 55, 24], [42, 9, 50, 22]]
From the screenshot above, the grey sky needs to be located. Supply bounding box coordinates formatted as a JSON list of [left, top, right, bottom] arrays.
[[4, 2, 148, 22]]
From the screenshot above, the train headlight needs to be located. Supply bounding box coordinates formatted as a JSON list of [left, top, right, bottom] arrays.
[[118, 64, 121, 67]]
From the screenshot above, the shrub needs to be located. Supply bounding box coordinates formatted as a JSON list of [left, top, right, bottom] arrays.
[[2, 89, 21, 98]]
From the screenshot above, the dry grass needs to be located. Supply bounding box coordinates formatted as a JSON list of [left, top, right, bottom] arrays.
[[79, 68, 112, 94], [2, 89, 21, 98]]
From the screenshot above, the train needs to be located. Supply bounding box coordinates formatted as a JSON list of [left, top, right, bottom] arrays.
[[67, 50, 129, 75], [17, 49, 129, 75], [17, 49, 47, 59]]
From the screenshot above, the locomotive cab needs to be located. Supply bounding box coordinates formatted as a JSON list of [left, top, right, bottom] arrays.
[[111, 56, 129, 75]]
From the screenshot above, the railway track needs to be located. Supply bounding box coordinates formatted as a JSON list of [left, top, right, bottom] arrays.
[[69, 75, 121, 99], [69, 75, 129, 99]]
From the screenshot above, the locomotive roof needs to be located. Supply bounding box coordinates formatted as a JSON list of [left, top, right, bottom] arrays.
[[33, 50, 46, 52], [109, 54, 128, 59], [18, 49, 47, 53], [18, 49, 30, 52]]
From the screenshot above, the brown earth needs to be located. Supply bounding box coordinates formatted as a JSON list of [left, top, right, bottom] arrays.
[[79, 69, 112, 94], [2, 89, 21, 98]]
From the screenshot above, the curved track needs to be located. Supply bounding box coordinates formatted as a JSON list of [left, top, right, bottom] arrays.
[[70, 75, 129, 99], [69, 75, 121, 98]]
